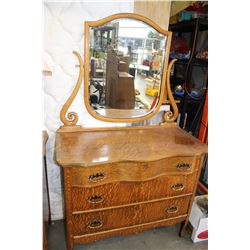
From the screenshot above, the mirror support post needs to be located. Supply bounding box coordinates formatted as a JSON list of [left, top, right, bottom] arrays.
[[163, 59, 179, 123], [59, 51, 84, 127]]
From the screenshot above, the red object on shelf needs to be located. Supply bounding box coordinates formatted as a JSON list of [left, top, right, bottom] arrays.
[[170, 36, 190, 53], [142, 60, 150, 66], [186, 2, 204, 12]]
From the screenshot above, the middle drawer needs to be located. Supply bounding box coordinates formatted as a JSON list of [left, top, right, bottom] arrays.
[[71, 172, 197, 211]]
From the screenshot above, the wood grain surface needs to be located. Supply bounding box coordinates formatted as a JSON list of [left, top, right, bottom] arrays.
[[71, 172, 197, 211], [74, 215, 186, 244], [56, 123, 208, 249], [56, 126, 208, 167], [70, 157, 198, 187], [63, 168, 74, 250], [72, 195, 190, 236]]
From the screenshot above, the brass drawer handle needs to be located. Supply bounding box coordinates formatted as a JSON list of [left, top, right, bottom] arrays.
[[88, 173, 106, 182], [88, 219, 103, 229], [87, 195, 104, 203], [166, 205, 178, 214], [176, 163, 191, 170], [171, 183, 184, 191]]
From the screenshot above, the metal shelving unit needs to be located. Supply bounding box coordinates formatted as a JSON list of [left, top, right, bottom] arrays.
[[169, 18, 208, 135]]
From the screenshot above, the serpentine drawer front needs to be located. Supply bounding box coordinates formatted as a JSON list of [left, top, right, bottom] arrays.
[[71, 157, 198, 187], [71, 172, 197, 211], [72, 195, 191, 236]]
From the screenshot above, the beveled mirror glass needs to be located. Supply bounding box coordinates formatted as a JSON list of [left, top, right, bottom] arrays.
[[84, 14, 172, 122]]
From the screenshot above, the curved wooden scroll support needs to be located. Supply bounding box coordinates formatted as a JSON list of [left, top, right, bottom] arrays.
[[60, 51, 83, 126], [163, 59, 179, 123]]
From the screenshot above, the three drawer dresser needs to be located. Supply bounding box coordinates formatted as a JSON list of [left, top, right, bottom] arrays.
[[55, 125, 207, 250]]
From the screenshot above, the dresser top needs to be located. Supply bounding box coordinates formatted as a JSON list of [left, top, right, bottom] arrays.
[[55, 126, 207, 167]]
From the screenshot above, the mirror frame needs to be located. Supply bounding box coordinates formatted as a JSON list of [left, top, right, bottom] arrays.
[[84, 13, 172, 123]]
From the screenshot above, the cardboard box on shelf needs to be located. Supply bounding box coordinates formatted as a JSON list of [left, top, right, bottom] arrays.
[[189, 195, 208, 243]]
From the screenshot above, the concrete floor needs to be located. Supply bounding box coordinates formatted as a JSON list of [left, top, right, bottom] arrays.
[[46, 220, 208, 250]]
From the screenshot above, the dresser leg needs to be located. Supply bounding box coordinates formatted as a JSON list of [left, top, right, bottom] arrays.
[[66, 240, 74, 250], [179, 221, 187, 237]]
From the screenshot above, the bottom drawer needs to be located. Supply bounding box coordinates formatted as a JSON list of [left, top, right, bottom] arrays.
[[72, 195, 191, 236], [74, 215, 186, 244]]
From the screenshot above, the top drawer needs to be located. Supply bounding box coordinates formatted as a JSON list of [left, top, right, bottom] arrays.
[[71, 156, 198, 186]]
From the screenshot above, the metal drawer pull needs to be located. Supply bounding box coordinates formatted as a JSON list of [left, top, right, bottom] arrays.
[[88, 219, 103, 229], [171, 183, 184, 191], [176, 163, 191, 170], [88, 173, 106, 182], [166, 205, 178, 214], [87, 195, 104, 203]]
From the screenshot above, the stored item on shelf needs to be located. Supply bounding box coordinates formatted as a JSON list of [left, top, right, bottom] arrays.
[[179, 10, 193, 21], [175, 84, 184, 97], [142, 59, 150, 66], [169, 51, 190, 60], [170, 36, 190, 53], [190, 90, 201, 99], [186, 2, 206, 13], [196, 51, 208, 60], [170, 36, 190, 60], [179, 10, 207, 21], [189, 195, 208, 243], [176, 84, 183, 91], [175, 90, 184, 97]]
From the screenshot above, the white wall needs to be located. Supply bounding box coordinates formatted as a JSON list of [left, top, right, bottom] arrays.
[[43, 0, 134, 220]]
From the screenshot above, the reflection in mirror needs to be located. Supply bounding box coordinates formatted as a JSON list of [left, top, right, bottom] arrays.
[[88, 18, 167, 119]]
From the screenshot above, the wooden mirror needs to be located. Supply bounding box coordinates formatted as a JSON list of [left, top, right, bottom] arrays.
[[84, 13, 173, 123]]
